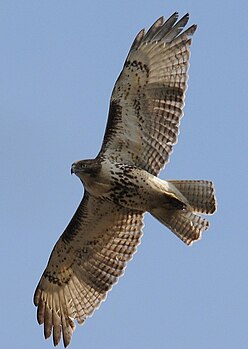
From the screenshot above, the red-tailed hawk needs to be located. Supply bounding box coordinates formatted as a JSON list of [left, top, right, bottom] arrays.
[[34, 13, 217, 347]]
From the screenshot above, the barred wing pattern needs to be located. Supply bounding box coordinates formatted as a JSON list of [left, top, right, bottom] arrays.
[[99, 13, 197, 175], [34, 13, 198, 348], [34, 193, 144, 347]]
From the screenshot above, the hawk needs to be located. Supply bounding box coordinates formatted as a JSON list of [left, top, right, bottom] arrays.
[[34, 13, 217, 347]]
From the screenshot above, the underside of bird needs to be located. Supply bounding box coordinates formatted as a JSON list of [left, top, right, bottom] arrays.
[[34, 12, 217, 349]]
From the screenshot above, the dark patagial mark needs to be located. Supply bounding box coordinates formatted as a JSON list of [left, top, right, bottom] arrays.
[[99, 100, 123, 153], [62, 195, 89, 244]]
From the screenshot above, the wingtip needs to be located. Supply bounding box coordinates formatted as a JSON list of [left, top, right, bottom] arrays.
[[187, 24, 198, 38], [53, 326, 62, 347], [157, 15, 164, 22], [166, 11, 179, 24], [33, 284, 41, 306], [178, 12, 190, 26], [190, 24, 198, 34]]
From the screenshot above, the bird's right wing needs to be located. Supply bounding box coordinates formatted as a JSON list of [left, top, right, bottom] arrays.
[[98, 13, 197, 175], [34, 192, 144, 347]]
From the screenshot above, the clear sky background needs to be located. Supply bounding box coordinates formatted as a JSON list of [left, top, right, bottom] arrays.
[[1, 1, 247, 348]]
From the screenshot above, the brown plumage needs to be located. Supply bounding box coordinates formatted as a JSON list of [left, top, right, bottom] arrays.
[[34, 13, 217, 347]]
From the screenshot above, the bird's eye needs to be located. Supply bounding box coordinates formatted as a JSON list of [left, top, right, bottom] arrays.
[[81, 163, 87, 168]]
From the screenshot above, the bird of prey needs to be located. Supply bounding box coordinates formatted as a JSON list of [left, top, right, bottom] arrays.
[[34, 12, 217, 347]]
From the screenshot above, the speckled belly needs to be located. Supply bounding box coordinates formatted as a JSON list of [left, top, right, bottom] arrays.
[[105, 163, 163, 210]]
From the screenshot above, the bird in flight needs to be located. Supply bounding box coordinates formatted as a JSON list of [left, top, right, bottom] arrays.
[[34, 12, 217, 347]]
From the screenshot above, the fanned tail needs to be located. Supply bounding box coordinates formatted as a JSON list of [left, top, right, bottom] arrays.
[[150, 180, 217, 245], [151, 207, 209, 245], [168, 180, 216, 214]]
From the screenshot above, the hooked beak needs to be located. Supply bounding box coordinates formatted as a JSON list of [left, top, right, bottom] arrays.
[[71, 163, 76, 175]]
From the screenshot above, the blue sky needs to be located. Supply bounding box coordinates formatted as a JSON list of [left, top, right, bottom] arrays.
[[1, 1, 247, 348]]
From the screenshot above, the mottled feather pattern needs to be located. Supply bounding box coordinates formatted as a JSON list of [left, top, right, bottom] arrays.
[[33, 13, 216, 348], [99, 13, 196, 175], [34, 194, 144, 347]]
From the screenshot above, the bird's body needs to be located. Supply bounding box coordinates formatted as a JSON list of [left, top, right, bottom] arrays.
[[72, 159, 185, 211], [34, 13, 217, 347]]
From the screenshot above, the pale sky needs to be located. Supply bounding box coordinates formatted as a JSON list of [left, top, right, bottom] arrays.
[[1, 1, 247, 348]]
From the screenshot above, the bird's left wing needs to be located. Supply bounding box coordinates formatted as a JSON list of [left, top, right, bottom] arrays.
[[34, 192, 144, 347], [98, 13, 197, 175]]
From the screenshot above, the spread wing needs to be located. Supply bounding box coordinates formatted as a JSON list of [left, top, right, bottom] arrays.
[[34, 192, 144, 347], [98, 13, 197, 175]]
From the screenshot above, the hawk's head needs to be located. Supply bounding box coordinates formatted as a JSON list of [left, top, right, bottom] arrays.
[[71, 159, 101, 181]]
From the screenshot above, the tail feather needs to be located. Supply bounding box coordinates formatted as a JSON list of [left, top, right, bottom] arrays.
[[151, 208, 209, 245], [168, 180, 216, 214], [150, 179, 216, 245]]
